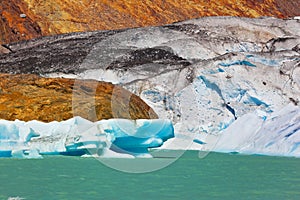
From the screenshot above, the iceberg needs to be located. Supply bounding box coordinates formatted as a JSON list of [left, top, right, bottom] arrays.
[[0, 117, 174, 158]]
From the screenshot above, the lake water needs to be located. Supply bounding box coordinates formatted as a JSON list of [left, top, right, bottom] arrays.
[[0, 151, 299, 199]]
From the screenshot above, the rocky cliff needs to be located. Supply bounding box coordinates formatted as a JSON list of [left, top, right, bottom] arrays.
[[1, 0, 300, 44], [0, 74, 158, 122]]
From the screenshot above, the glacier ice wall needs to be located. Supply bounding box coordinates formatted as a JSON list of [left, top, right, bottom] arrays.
[[42, 17, 300, 157], [69, 17, 299, 156], [214, 104, 300, 157], [69, 17, 299, 127]]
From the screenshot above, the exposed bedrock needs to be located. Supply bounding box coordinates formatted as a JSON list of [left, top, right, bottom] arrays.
[[0, 74, 158, 122], [1, 0, 300, 44]]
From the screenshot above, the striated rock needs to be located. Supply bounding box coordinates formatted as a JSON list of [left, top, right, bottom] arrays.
[[0, 73, 158, 122], [1, 0, 300, 44]]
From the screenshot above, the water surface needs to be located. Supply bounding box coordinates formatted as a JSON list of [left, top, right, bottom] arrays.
[[0, 151, 299, 199]]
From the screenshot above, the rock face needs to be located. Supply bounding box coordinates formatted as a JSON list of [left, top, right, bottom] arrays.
[[1, 0, 300, 44], [0, 74, 158, 122]]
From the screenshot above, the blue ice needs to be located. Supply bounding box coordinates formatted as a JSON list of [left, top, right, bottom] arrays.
[[0, 118, 174, 158], [219, 60, 256, 67]]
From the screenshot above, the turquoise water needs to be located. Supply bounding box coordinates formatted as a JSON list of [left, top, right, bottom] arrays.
[[0, 151, 300, 199]]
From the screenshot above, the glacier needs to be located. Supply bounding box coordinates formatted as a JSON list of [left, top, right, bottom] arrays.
[[0, 117, 174, 158], [155, 104, 300, 158], [72, 17, 299, 158], [1, 16, 300, 158]]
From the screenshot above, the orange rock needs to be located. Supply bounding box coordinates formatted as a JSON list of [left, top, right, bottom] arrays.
[[0, 0, 42, 44], [0, 73, 158, 122], [1, 0, 300, 44]]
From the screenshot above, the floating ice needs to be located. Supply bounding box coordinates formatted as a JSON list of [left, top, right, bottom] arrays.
[[0, 117, 174, 158]]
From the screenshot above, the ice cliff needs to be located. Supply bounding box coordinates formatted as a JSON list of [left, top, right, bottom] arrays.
[[214, 104, 300, 157], [0, 16, 299, 157]]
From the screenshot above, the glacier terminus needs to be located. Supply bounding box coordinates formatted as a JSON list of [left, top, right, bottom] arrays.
[[0, 16, 299, 158]]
